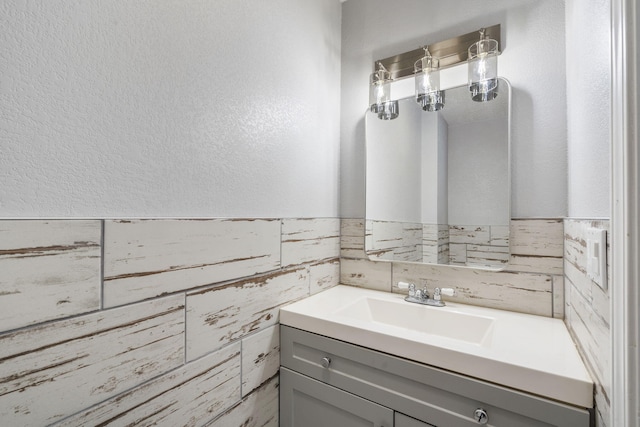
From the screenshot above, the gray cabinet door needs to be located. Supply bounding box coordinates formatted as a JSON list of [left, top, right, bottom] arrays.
[[280, 367, 394, 427], [395, 412, 434, 427]]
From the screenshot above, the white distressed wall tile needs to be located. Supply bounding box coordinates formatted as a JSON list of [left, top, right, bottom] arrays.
[[466, 245, 509, 267], [0, 220, 101, 332], [186, 268, 309, 362], [422, 246, 438, 264], [490, 225, 510, 246], [392, 263, 553, 316], [449, 243, 467, 265], [340, 218, 367, 259], [0, 295, 185, 426], [206, 375, 278, 427], [241, 325, 279, 397], [566, 285, 610, 396], [437, 245, 450, 264], [54, 342, 241, 427], [564, 248, 592, 301], [422, 223, 439, 242], [363, 220, 394, 261], [421, 224, 439, 264], [421, 224, 450, 264], [366, 220, 422, 261], [507, 254, 564, 275], [511, 219, 564, 257], [449, 225, 491, 245], [591, 280, 610, 328], [309, 258, 340, 295], [281, 218, 340, 266], [103, 219, 281, 307], [340, 258, 392, 292], [563, 219, 611, 425], [552, 275, 565, 318], [506, 220, 564, 274]]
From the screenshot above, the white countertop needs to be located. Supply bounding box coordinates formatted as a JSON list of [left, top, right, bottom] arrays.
[[280, 285, 593, 408]]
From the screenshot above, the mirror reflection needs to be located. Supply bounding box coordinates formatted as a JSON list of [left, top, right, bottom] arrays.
[[365, 79, 510, 269]]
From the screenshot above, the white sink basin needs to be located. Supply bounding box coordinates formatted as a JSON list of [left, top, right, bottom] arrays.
[[280, 285, 593, 409], [336, 296, 495, 346]]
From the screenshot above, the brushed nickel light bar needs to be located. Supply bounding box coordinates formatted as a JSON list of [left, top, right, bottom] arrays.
[[373, 24, 502, 81]]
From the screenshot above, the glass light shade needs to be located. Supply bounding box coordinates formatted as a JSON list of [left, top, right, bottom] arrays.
[[468, 38, 499, 102], [370, 67, 398, 120], [414, 56, 444, 112], [376, 100, 399, 120], [370, 68, 391, 111]]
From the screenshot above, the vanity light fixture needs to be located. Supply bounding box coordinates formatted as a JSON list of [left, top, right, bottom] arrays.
[[369, 62, 398, 120], [370, 24, 501, 118], [414, 47, 444, 112], [467, 28, 499, 102]]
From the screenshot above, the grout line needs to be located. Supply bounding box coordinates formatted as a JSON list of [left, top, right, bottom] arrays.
[[279, 218, 283, 270], [551, 274, 556, 318], [239, 337, 244, 398], [184, 292, 188, 366], [100, 219, 105, 311]]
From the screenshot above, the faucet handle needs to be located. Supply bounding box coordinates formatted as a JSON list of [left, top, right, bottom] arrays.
[[397, 281, 416, 297], [433, 287, 456, 301]]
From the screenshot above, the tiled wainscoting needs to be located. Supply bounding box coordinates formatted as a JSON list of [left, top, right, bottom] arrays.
[[364, 220, 509, 268], [0, 218, 339, 426], [343, 218, 565, 317], [564, 219, 611, 427]]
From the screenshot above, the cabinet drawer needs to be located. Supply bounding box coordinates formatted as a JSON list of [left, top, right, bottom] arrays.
[[281, 326, 591, 427]]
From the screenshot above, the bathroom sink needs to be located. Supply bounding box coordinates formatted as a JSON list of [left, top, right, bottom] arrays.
[[280, 285, 594, 409], [335, 296, 494, 345]]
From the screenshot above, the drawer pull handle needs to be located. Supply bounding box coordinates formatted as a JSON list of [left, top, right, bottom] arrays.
[[321, 357, 332, 368], [474, 408, 488, 424]]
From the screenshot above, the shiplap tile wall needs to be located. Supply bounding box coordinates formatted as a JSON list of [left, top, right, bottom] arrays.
[[564, 219, 611, 427], [364, 220, 422, 262], [422, 224, 449, 264], [0, 218, 340, 426], [365, 220, 510, 268], [449, 224, 510, 268], [341, 218, 565, 317]]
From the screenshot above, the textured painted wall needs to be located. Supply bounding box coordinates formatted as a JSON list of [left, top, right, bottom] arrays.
[[365, 99, 422, 222], [0, 0, 341, 218], [566, 0, 611, 217], [340, 0, 568, 218]]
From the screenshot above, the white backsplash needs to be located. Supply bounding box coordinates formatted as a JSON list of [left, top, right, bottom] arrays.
[[342, 218, 564, 317]]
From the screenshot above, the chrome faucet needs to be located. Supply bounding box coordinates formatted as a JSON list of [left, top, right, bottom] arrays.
[[398, 282, 456, 307]]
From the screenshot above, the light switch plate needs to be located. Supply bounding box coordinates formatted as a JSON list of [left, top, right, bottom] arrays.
[[585, 227, 607, 290]]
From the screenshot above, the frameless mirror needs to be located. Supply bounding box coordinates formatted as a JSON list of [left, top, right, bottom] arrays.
[[365, 78, 510, 269]]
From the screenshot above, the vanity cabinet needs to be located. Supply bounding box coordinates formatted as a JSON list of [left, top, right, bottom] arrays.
[[280, 325, 591, 427]]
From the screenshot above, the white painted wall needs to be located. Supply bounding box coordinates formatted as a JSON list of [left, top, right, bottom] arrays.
[[421, 112, 448, 224], [565, 0, 611, 217], [365, 99, 422, 222], [448, 117, 509, 225], [341, 0, 568, 218], [0, 0, 341, 218]]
